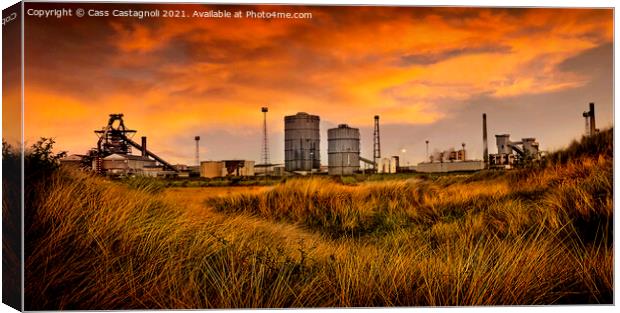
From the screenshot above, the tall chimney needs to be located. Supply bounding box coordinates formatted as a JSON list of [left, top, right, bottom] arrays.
[[589, 102, 596, 135], [373, 115, 381, 170], [141, 136, 147, 157], [483, 113, 488, 166], [195, 136, 200, 167]]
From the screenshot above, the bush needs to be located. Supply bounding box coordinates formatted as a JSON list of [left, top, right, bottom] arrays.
[[25, 137, 67, 179]]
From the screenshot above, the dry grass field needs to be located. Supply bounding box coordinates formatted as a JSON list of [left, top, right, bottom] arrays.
[[18, 129, 613, 309]]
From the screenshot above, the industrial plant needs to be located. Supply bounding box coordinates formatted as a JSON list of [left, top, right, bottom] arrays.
[[59, 114, 180, 177], [488, 136, 542, 168], [61, 102, 599, 178], [417, 110, 547, 172]]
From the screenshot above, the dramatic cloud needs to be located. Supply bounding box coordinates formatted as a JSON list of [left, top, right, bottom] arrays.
[[22, 4, 613, 165], [400, 44, 513, 66]]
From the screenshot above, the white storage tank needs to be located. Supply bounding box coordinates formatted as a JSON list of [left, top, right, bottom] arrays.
[[327, 124, 360, 175]]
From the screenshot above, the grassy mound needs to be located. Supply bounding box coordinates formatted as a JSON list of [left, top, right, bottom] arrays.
[[23, 129, 613, 308]]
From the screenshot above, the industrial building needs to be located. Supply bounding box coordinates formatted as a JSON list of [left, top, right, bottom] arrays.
[[417, 160, 485, 173], [272, 165, 286, 176], [489, 135, 542, 168], [481, 111, 545, 168], [200, 161, 224, 178], [416, 114, 487, 173], [200, 160, 255, 178], [417, 145, 484, 173], [59, 154, 87, 168], [284, 112, 320, 172], [327, 124, 360, 175], [100, 153, 156, 176], [416, 113, 540, 173], [377, 156, 399, 174], [174, 164, 189, 171], [429, 148, 467, 163], [143, 165, 179, 178]]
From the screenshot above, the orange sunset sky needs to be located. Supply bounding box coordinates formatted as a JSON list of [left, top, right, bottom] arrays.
[[21, 3, 613, 165]]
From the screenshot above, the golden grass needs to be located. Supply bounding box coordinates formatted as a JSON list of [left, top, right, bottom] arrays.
[[24, 149, 613, 308]]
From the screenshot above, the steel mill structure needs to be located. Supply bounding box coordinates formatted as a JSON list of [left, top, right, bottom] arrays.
[[284, 112, 321, 172], [91, 114, 178, 176], [327, 124, 360, 175]]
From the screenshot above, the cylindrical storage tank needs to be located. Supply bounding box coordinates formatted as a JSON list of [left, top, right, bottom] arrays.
[[495, 134, 512, 154], [328, 124, 360, 175], [284, 112, 320, 172]]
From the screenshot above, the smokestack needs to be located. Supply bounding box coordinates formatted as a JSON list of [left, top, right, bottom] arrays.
[[373, 115, 381, 170], [483, 113, 488, 166], [141, 136, 147, 157], [589, 102, 596, 135], [195, 136, 200, 167]]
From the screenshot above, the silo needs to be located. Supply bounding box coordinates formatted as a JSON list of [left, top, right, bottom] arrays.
[[328, 124, 360, 175], [284, 112, 320, 171]]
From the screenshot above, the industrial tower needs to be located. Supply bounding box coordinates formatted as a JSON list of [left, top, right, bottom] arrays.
[[582, 102, 597, 136], [261, 107, 270, 166], [373, 115, 381, 170], [194, 136, 200, 167], [93, 113, 178, 173], [483, 113, 488, 166], [95, 113, 136, 156]]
